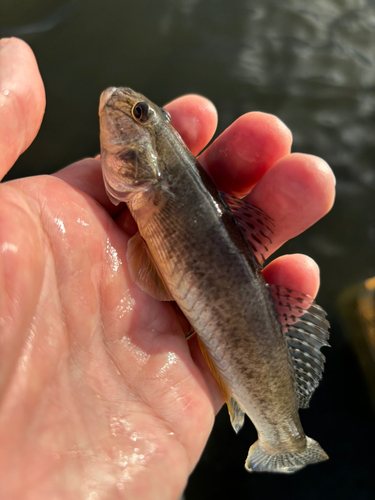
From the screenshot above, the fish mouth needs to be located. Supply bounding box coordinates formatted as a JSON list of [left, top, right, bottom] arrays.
[[99, 87, 118, 115], [99, 87, 140, 115]]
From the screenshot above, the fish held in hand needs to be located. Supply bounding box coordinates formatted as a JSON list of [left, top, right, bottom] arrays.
[[99, 87, 330, 473]]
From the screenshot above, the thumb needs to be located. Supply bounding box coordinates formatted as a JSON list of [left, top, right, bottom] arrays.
[[0, 38, 45, 181]]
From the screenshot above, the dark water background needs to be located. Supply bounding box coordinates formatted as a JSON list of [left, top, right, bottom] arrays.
[[1, 0, 375, 498]]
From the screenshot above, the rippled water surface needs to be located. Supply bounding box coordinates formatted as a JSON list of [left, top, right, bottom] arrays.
[[1, 0, 375, 498]]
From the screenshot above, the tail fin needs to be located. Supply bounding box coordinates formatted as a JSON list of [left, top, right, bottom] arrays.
[[245, 437, 328, 474]]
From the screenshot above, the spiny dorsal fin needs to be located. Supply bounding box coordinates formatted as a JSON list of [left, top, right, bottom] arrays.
[[219, 192, 274, 268], [127, 232, 173, 301], [197, 337, 245, 433], [267, 284, 330, 409]]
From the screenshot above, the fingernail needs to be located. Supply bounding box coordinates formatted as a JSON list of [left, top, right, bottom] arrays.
[[0, 38, 10, 48]]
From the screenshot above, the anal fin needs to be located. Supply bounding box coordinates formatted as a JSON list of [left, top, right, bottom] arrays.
[[228, 397, 245, 433], [197, 337, 245, 433]]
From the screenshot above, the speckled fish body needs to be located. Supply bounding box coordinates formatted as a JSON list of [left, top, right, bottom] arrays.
[[99, 87, 329, 473]]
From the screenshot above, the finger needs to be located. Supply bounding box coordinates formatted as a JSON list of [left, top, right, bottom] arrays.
[[0, 38, 45, 180], [55, 95, 218, 214], [164, 94, 218, 156], [262, 254, 320, 299], [199, 112, 292, 197], [247, 153, 335, 257]]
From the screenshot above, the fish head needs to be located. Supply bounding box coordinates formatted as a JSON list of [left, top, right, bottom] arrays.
[[99, 87, 171, 204]]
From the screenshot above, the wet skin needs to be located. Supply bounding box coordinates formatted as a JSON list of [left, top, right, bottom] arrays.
[[0, 38, 335, 499]]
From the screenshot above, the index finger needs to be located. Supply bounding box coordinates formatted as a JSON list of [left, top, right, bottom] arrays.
[[164, 94, 218, 156]]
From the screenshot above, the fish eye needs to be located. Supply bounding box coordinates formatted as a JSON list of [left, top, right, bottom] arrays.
[[132, 102, 151, 123], [160, 107, 171, 123]]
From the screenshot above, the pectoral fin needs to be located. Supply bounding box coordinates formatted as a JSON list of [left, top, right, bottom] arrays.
[[127, 232, 173, 301]]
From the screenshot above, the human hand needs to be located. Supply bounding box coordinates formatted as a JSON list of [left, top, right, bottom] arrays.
[[0, 38, 335, 500]]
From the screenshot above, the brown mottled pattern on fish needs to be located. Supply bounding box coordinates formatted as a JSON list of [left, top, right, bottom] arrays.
[[99, 87, 329, 473]]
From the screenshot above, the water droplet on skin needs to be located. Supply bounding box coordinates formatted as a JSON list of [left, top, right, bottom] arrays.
[[116, 294, 136, 319], [1, 242, 18, 253], [54, 218, 66, 234], [167, 352, 178, 364], [158, 351, 179, 376], [106, 238, 122, 272], [77, 217, 89, 227]]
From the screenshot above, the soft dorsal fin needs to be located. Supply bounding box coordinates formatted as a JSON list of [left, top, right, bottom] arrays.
[[127, 232, 173, 301], [267, 284, 330, 408], [197, 337, 245, 433], [219, 192, 274, 268]]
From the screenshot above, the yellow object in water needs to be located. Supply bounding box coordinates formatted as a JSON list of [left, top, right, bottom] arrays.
[[339, 277, 375, 411]]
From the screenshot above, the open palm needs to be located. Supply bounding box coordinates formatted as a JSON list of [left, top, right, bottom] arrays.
[[0, 38, 335, 500]]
